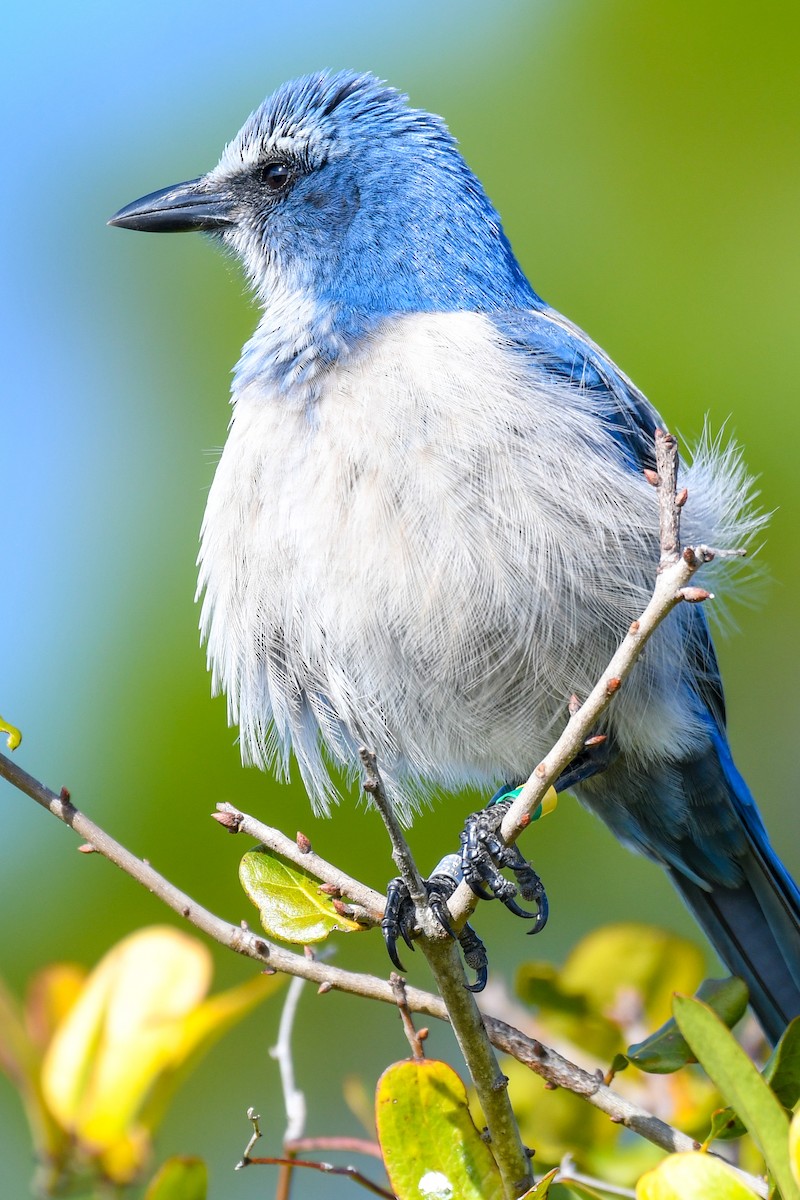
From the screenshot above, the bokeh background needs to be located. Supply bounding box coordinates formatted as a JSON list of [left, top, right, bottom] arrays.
[[3, 1, 799, 1195]]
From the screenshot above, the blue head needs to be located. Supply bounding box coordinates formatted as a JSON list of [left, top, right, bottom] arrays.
[[110, 70, 540, 331]]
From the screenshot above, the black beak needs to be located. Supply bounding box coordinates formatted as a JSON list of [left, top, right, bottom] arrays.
[[108, 177, 235, 233]]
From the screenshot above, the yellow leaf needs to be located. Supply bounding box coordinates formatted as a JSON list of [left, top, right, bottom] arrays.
[[239, 848, 364, 943], [517, 924, 705, 1059], [99, 1126, 152, 1184], [0, 976, 39, 1093], [42, 926, 211, 1155], [343, 1074, 377, 1138], [790, 1108, 800, 1188], [0, 975, 67, 1163], [560, 924, 705, 1028], [520, 1167, 558, 1197], [137, 970, 283, 1136], [40, 925, 279, 1182], [376, 1058, 504, 1200], [25, 964, 87, 1053], [636, 1152, 760, 1199]]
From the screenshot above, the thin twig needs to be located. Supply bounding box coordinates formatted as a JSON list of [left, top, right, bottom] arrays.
[[360, 751, 533, 1199], [0, 750, 768, 1197], [270, 974, 307, 1200], [237, 1106, 264, 1167], [359, 748, 426, 907], [390, 974, 426, 1059], [244, 1156, 395, 1198], [238, 1110, 393, 1197], [557, 1154, 637, 1198], [286, 1137, 383, 1160], [270, 975, 307, 1142]]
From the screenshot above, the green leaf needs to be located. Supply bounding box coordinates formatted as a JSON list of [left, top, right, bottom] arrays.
[[635, 1151, 761, 1199], [144, 1156, 208, 1199], [763, 1016, 800, 1111], [620, 978, 748, 1075], [702, 1013, 800, 1143], [239, 848, 364, 944], [557, 1179, 609, 1199], [375, 1058, 504, 1200], [706, 1106, 745, 1143], [520, 1167, 558, 1197], [672, 993, 799, 1200]]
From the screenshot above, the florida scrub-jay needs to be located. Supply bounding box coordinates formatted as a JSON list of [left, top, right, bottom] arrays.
[[110, 70, 800, 1042]]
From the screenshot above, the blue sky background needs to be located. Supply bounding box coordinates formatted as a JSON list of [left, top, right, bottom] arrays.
[[2, 2, 800, 1196]]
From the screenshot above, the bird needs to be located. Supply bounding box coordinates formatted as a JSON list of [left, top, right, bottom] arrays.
[[110, 69, 800, 1043]]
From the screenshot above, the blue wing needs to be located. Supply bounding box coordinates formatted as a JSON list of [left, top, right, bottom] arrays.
[[491, 305, 660, 471], [487, 304, 800, 1042]]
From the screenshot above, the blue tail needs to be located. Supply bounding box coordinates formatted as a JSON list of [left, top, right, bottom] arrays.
[[576, 727, 800, 1045], [667, 731, 800, 1044], [668, 853, 800, 1044]]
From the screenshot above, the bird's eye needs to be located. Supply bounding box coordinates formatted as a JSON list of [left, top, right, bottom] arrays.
[[259, 161, 294, 193]]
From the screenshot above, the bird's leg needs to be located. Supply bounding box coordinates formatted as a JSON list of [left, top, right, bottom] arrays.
[[381, 729, 618, 989], [383, 863, 490, 992], [381, 786, 553, 991], [458, 797, 549, 916]]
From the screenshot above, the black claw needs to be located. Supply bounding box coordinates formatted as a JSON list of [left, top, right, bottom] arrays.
[[467, 880, 495, 902], [383, 876, 418, 972], [465, 965, 488, 993], [526, 893, 549, 934], [384, 934, 407, 973], [457, 922, 489, 992], [399, 925, 417, 952], [429, 899, 457, 938], [381, 790, 549, 991], [502, 896, 539, 920]]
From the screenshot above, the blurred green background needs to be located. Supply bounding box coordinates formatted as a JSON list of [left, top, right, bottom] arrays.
[[2, 1, 799, 1195]]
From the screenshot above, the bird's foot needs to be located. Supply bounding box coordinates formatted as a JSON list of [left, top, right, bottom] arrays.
[[381, 791, 550, 992], [383, 869, 490, 991], [459, 797, 550, 927]]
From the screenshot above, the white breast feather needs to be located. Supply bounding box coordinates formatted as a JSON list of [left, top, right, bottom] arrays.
[[197, 311, 761, 818]]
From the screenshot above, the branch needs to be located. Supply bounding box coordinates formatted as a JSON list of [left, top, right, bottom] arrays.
[[213, 801, 384, 925], [360, 747, 533, 1198], [271, 975, 307, 1143], [390, 973, 427, 1060], [270, 974, 307, 1200], [237, 1110, 393, 1198], [0, 749, 768, 1197], [360, 747, 426, 908]]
